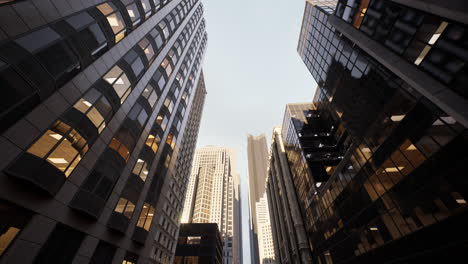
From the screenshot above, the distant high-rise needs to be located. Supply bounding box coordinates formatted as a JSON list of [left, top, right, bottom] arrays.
[[0, 0, 208, 263], [247, 134, 275, 264], [267, 0, 468, 263], [181, 146, 242, 264]]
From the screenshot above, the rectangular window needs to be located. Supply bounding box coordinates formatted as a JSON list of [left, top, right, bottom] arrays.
[[115, 197, 135, 219], [97, 3, 126, 43], [27, 121, 89, 176], [103, 66, 132, 103], [137, 203, 155, 231]]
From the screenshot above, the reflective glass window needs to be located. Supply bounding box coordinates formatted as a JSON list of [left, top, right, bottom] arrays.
[[27, 121, 89, 176], [103, 66, 132, 103], [97, 3, 126, 43], [115, 197, 135, 219], [137, 203, 155, 231]]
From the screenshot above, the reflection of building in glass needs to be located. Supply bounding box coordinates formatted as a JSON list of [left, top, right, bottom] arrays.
[[0, 1, 208, 263], [247, 134, 276, 264], [181, 146, 242, 264], [268, 1, 468, 263], [175, 223, 223, 264]]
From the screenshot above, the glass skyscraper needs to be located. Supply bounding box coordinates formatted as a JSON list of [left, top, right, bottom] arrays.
[[267, 0, 468, 263], [0, 0, 208, 263]]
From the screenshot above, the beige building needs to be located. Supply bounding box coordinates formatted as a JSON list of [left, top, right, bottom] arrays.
[[181, 146, 241, 264], [247, 134, 276, 264]]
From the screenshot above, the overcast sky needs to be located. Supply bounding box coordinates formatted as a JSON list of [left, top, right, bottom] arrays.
[[196, 0, 316, 262]]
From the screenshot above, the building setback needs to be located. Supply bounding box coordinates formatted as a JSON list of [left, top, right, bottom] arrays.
[[247, 134, 276, 264], [268, 0, 468, 263], [181, 146, 242, 264], [175, 223, 223, 264], [0, 0, 208, 263]]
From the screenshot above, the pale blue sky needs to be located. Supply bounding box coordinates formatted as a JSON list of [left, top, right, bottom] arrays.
[[196, 0, 316, 262]]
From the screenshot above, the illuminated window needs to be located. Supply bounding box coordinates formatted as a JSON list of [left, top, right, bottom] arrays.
[[103, 66, 132, 103], [97, 3, 126, 43], [161, 58, 173, 76], [142, 84, 158, 107], [163, 98, 174, 113], [145, 134, 161, 153], [114, 197, 135, 219], [138, 37, 156, 65], [137, 203, 155, 231], [132, 158, 149, 181], [156, 114, 168, 131], [109, 138, 130, 161], [27, 121, 89, 176], [140, 0, 152, 18], [73, 89, 112, 133], [166, 133, 177, 149]]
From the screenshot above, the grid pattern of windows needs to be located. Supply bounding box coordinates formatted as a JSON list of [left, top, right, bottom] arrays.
[[335, 0, 468, 100]]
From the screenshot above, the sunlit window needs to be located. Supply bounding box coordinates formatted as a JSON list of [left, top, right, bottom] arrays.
[[73, 88, 112, 133], [158, 21, 170, 39], [161, 58, 173, 77], [115, 197, 135, 219], [27, 121, 89, 176], [109, 137, 130, 161], [138, 37, 156, 65], [137, 203, 155, 231], [103, 66, 132, 103], [97, 3, 126, 43], [132, 158, 149, 181], [145, 134, 161, 153]]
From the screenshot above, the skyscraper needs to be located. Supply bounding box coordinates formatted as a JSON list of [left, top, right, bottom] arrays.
[[0, 0, 208, 263], [247, 134, 275, 264], [181, 146, 242, 264], [268, 0, 468, 263]]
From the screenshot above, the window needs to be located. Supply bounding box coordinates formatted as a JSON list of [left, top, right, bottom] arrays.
[[132, 158, 149, 181], [156, 114, 168, 131], [67, 13, 108, 58], [114, 197, 135, 219], [73, 88, 112, 133], [163, 98, 174, 113], [109, 137, 131, 161], [34, 224, 85, 264], [97, 3, 126, 43], [145, 134, 161, 153], [140, 0, 152, 18], [124, 50, 145, 78], [166, 133, 176, 149], [27, 121, 89, 177], [126, 3, 141, 26], [91, 241, 116, 264], [15, 27, 80, 86], [158, 21, 170, 40], [150, 29, 164, 50], [137, 203, 155, 231], [142, 84, 158, 107], [0, 200, 33, 257], [161, 58, 173, 77], [103, 66, 132, 103], [138, 37, 156, 65]]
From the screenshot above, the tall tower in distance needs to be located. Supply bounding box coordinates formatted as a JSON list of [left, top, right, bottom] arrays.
[[247, 134, 276, 264], [181, 146, 242, 264], [0, 0, 208, 263]]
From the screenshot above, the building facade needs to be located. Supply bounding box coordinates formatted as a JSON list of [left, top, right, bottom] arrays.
[[175, 223, 223, 264], [247, 134, 275, 264], [0, 0, 208, 263], [181, 146, 242, 264], [267, 0, 468, 263]]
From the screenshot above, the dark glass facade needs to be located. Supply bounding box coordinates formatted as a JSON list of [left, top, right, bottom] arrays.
[[267, 1, 468, 263], [0, 0, 208, 263], [175, 223, 223, 264]]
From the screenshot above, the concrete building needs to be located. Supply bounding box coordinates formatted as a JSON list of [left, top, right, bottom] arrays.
[[247, 134, 275, 264], [268, 0, 468, 263], [0, 0, 207, 263], [181, 146, 242, 264]]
